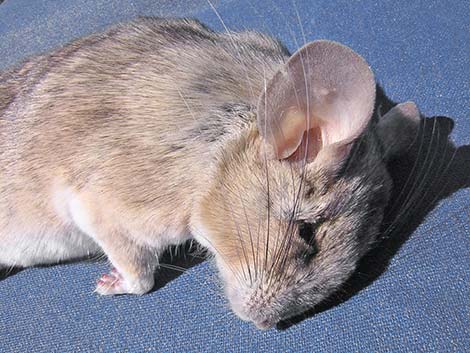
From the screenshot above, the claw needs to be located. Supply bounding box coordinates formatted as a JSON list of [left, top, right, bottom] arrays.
[[94, 267, 154, 295], [95, 268, 126, 295]]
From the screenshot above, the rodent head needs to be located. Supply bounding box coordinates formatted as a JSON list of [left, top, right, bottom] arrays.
[[194, 41, 420, 329]]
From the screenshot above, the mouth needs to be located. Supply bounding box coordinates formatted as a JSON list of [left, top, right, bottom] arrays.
[[253, 319, 276, 330]]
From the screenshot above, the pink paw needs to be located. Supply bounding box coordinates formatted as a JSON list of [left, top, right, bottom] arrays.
[[95, 268, 127, 295], [94, 268, 154, 295]]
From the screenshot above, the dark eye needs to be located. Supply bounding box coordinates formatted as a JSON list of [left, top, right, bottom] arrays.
[[297, 221, 321, 264], [298, 221, 319, 244]]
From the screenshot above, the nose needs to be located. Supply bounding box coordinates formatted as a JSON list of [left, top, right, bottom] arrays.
[[254, 318, 276, 330]]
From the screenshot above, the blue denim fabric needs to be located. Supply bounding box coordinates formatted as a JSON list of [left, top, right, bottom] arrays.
[[0, 0, 468, 352]]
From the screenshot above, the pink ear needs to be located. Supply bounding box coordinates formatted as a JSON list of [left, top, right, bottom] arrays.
[[257, 40, 376, 161]]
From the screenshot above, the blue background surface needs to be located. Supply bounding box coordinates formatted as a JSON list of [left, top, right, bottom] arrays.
[[0, 0, 468, 352]]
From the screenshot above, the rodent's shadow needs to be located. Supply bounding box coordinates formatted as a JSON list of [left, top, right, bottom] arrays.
[[150, 242, 206, 291], [0, 267, 22, 280], [277, 86, 470, 330]]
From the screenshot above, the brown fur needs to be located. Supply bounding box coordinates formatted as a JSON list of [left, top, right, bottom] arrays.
[[0, 17, 419, 327]]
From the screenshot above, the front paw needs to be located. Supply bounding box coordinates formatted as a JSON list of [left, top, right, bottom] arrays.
[[95, 268, 154, 295]]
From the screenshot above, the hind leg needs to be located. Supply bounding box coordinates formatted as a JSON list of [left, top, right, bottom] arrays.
[[0, 226, 101, 269]]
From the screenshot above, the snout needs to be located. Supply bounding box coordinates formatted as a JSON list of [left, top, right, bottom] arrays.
[[234, 305, 279, 329], [253, 318, 277, 330], [230, 301, 278, 330], [226, 287, 280, 330]]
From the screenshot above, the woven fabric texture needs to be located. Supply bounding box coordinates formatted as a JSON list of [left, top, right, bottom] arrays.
[[0, 0, 468, 352]]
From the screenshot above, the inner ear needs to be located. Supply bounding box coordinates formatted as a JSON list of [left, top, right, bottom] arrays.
[[284, 127, 323, 162], [257, 40, 376, 162]]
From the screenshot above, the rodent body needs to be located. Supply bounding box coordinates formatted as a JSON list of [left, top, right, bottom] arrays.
[[0, 17, 420, 328], [0, 18, 284, 279]]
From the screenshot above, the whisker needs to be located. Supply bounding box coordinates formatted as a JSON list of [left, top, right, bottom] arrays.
[[292, 0, 307, 47], [229, 194, 253, 283], [224, 197, 252, 283], [238, 190, 257, 284], [193, 230, 245, 287], [206, 0, 257, 103], [176, 87, 204, 138], [383, 117, 437, 237], [267, 0, 304, 50]]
